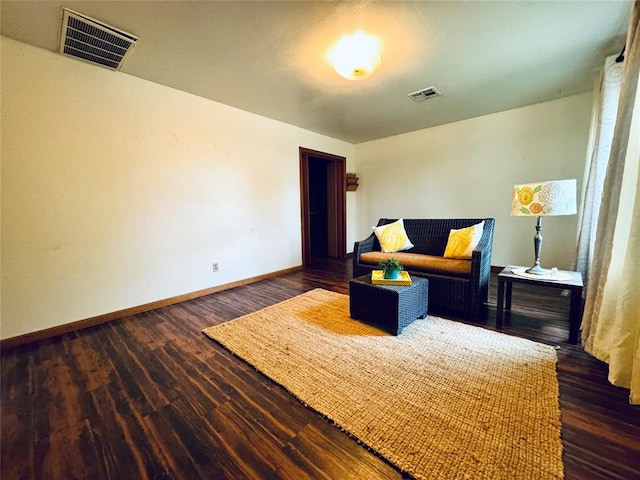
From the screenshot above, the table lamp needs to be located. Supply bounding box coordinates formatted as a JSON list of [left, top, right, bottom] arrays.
[[511, 179, 577, 275]]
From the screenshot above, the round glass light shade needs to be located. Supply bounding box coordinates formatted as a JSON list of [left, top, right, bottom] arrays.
[[327, 31, 381, 80]]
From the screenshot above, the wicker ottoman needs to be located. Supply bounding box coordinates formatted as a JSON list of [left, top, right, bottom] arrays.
[[349, 274, 429, 335]]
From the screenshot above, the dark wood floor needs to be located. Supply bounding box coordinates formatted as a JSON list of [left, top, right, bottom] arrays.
[[2, 256, 639, 480]]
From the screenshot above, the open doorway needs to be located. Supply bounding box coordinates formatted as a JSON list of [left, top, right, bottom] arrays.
[[299, 147, 346, 266]]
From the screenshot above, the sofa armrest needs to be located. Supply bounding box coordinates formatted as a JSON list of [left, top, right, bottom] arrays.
[[471, 242, 492, 282], [353, 232, 378, 277], [469, 219, 495, 313]]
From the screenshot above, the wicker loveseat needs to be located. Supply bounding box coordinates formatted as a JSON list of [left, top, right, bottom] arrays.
[[353, 218, 495, 317]]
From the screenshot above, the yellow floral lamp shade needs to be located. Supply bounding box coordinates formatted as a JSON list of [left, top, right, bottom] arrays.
[[512, 179, 577, 216]]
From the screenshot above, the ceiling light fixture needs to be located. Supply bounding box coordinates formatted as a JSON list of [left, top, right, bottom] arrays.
[[327, 30, 381, 81]]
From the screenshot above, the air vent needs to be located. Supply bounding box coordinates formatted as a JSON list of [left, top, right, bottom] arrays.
[[58, 8, 137, 71], [408, 86, 442, 102]]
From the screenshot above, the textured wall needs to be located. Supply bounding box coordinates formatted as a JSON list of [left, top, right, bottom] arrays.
[[355, 93, 592, 269], [1, 37, 355, 339]]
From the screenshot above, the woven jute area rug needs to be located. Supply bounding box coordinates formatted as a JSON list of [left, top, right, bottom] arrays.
[[203, 288, 563, 480]]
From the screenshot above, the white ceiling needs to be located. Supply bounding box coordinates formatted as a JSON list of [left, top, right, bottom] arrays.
[[1, 1, 632, 143]]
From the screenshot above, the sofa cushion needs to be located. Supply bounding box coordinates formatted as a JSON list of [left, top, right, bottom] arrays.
[[359, 251, 472, 277], [443, 221, 485, 259], [372, 218, 414, 253]]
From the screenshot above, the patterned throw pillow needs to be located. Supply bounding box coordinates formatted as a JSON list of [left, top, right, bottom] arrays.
[[373, 219, 414, 253], [443, 221, 485, 259]]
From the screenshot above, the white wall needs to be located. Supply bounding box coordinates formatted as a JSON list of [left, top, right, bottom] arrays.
[[1, 36, 594, 341], [0, 37, 356, 340], [355, 93, 592, 269]]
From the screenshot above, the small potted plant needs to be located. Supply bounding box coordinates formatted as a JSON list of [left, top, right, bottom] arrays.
[[378, 258, 404, 280]]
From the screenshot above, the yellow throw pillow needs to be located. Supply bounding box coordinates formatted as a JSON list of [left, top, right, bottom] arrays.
[[373, 219, 414, 253], [443, 221, 485, 259]]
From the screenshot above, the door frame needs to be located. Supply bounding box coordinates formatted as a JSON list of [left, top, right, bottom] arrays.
[[299, 147, 347, 266]]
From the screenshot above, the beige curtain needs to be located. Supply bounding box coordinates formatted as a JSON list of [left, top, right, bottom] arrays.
[[574, 55, 622, 284], [581, 1, 640, 404]]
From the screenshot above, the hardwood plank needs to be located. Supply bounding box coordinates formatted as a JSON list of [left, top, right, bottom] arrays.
[[287, 421, 402, 480], [86, 380, 170, 479]]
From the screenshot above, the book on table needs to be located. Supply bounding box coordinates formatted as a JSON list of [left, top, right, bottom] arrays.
[[371, 270, 412, 286]]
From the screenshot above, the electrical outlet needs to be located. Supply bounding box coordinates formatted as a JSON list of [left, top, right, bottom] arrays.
[[212, 262, 219, 272]]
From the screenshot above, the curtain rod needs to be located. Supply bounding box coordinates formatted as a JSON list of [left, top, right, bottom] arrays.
[[616, 44, 626, 63]]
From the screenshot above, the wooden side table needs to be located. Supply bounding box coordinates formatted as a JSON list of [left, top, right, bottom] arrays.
[[496, 265, 584, 344]]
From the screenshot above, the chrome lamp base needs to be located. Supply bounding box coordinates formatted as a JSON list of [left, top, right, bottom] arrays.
[[526, 216, 548, 275], [525, 263, 549, 275]]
